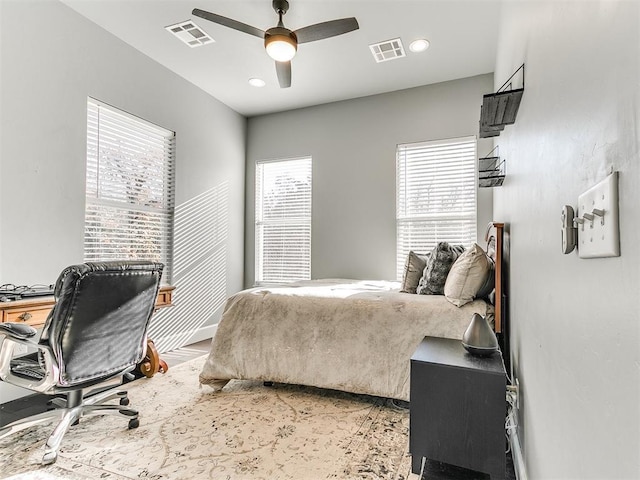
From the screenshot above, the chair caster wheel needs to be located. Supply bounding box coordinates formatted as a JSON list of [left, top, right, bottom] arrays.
[[128, 418, 140, 429], [119, 397, 130, 406], [42, 450, 57, 465]]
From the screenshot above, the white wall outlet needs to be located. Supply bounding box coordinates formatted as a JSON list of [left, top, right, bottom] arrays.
[[14, 344, 28, 355], [577, 171, 620, 258]]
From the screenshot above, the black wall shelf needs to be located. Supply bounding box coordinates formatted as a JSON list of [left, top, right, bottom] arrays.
[[479, 146, 505, 188], [479, 64, 525, 138]]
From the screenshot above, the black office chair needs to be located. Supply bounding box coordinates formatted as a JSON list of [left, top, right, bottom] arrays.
[[0, 261, 163, 465]]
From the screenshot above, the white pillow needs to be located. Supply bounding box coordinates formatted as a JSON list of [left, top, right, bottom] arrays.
[[444, 243, 491, 307]]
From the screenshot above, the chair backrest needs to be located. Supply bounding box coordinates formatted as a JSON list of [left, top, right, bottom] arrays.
[[39, 261, 164, 387]]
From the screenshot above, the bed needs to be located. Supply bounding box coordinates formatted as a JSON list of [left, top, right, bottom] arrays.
[[200, 223, 505, 402]]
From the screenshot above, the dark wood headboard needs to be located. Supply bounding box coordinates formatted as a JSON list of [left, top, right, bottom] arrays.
[[485, 221, 510, 372], [485, 222, 505, 334]]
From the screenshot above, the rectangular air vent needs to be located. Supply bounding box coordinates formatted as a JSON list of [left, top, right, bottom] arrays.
[[369, 38, 406, 63], [166, 20, 213, 48]]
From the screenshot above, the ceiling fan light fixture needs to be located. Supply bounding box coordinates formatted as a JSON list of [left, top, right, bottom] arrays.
[[265, 32, 297, 62]]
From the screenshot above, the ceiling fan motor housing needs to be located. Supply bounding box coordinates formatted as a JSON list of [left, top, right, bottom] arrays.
[[272, 0, 289, 15], [265, 27, 297, 44]]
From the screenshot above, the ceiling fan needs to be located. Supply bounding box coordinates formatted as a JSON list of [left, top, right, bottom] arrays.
[[192, 0, 359, 88]]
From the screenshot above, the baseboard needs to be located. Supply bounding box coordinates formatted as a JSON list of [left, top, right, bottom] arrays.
[[154, 324, 217, 353], [187, 324, 217, 345], [0, 382, 36, 404], [509, 429, 527, 480]]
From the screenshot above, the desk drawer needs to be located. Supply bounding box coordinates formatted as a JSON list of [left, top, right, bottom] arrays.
[[156, 286, 174, 309], [4, 307, 50, 327]]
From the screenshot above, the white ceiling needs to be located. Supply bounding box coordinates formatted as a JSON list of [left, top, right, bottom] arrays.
[[60, 0, 502, 117]]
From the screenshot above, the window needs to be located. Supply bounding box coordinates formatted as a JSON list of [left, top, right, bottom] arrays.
[[255, 157, 312, 284], [84, 99, 175, 282], [396, 136, 477, 279]]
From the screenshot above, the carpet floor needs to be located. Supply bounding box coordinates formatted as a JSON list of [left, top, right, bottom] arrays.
[[0, 356, 416, 480]]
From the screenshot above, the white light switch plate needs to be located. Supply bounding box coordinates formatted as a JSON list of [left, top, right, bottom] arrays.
[[577, 172, 619, 258]]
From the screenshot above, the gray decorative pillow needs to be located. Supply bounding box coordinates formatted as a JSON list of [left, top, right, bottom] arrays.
[[400, 251, 430, 294], [417, 242, 466, 295]]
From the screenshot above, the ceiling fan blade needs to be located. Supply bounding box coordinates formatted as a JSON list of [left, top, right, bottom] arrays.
[[294, 17, 359, 44], [192, 8, 265, 39], [275, 61, 292, 88]]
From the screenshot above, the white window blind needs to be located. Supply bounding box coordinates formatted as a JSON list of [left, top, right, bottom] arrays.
[[255, 157, 312, 284], [396, 136, 477, 279], [85, 99, 175, 282]]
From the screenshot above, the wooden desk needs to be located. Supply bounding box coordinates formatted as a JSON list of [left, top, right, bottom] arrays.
[[0, 285, 174, 329]]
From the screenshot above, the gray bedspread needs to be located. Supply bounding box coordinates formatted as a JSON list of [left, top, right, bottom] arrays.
[[199, 279, 493, 401]]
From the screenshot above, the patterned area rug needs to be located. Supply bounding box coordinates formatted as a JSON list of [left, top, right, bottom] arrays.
[[0, 356, 414, 480]]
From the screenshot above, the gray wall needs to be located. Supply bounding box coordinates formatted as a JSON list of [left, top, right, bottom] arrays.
[[0, 0, 246, 354], [246, 75, 494, 286], [493, 1, 639, 478]]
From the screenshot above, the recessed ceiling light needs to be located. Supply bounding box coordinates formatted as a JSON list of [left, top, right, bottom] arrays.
[[248, 78, 266, 87], [409, 39, 430, 53]]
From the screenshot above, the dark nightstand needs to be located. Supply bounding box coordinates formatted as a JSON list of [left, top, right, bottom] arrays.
[[410, 336, 507, 479]]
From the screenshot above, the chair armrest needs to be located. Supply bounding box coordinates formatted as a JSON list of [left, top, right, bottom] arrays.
[[0, 322, 38, 340], [0, 325, 57, 392]]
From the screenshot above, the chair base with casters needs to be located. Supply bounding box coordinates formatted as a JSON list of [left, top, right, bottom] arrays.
[[0, 261, 164, 466], [0, 380, 139, 465]]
